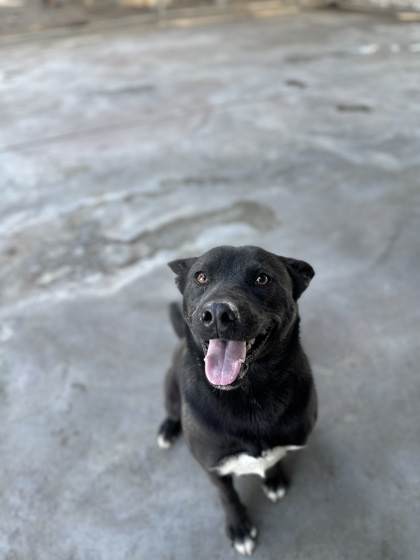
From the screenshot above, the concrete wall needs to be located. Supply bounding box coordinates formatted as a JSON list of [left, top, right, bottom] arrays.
[[339, 0, 420, 12]]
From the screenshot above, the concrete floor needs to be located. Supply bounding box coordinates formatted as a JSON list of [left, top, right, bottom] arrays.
[[1, 8, 420, 560]]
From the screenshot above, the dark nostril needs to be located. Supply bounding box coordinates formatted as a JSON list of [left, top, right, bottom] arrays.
[[220, 311, 231, 324], [202, 310, 213, 324], [218, 303, 238, 324]]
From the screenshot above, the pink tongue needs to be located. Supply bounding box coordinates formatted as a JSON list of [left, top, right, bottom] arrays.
[[204, 339, 246, 386]]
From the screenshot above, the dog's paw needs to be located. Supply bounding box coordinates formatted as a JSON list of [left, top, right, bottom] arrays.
[[157, 433, 172, 449], [157, 418, 181, 450], [262, 482, 287, 503], [228, 519, 257, 557], [233, 527, 258, 556]]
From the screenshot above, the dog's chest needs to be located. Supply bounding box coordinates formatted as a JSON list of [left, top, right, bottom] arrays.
[[213, 445, 302, 478]]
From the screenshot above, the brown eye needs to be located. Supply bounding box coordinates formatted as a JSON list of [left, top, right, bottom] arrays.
[[255, 273, 270, 286], [195, 272, 209, 285]]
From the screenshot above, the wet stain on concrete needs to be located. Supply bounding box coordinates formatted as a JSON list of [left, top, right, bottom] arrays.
[[0, 198, 277, 306], [285, 79, 306, 89], [336, 103, 372, 113], [89, 84, 156, 97], [159, 176, 230, 190]]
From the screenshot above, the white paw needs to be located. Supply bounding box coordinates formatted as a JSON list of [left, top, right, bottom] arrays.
[[262, 484, 286, 503], [157, 434, 172, 450], [233, 528, 257, 556]]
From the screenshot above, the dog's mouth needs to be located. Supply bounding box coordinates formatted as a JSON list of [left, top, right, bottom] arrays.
[[202, 329, 272, 388]]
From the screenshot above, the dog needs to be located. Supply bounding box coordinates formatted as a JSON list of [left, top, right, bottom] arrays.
[[157, 245, 317, 556]]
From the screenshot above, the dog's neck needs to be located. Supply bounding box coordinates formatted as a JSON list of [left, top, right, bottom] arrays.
[[182, 318, 310, 450]]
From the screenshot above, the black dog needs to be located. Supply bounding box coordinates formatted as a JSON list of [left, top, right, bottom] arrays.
[[157, 245, 317, 555]]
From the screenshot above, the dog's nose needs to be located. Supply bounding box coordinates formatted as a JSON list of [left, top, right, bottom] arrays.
[[201, 302, 238, 330]]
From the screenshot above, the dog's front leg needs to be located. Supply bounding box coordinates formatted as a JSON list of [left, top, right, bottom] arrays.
[[262, 460, 289, 503], [207, 472, 257, 556]]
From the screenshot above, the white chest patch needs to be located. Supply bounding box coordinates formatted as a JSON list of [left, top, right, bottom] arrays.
[[214, 445, 303, 478]]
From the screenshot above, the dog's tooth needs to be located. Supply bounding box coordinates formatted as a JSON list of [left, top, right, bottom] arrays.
[[250, 338, 256, 345]]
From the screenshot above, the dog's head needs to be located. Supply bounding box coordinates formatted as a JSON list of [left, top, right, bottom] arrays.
[[169, 246, 314, 390]]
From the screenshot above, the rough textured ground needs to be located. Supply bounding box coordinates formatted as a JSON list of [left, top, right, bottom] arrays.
[[0, 8, 419, 560]]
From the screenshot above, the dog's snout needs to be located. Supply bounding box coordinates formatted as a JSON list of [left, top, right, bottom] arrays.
[[201, 302, 239, 330]]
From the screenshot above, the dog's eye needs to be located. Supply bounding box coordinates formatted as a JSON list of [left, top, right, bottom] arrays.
[[195, 272, 209, 285], [255, 274, 271, 286]]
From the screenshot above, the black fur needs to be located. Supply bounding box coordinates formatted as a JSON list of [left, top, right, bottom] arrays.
[[158, 245, 317, 554]]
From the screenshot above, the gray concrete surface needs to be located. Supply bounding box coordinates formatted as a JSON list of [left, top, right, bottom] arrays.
[[1, 8, 420, 560]]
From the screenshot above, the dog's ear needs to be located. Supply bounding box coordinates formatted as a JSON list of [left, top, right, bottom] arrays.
[[168, 257, 198, 294], [279, 257, 315, 300]]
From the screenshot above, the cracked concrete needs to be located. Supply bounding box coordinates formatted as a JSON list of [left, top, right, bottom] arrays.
[[0, 8, 419, 560]]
